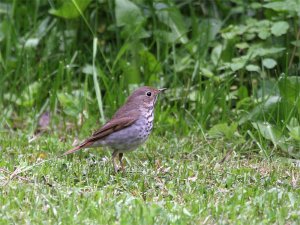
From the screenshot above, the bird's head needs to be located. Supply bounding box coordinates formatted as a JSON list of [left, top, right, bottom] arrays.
[[127, 86, 166, 108]]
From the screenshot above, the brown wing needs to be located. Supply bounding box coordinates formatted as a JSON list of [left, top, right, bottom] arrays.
[[88, 116, 138, 142], [63, 116, 138, 156]]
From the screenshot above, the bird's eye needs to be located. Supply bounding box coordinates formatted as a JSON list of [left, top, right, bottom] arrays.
[[146, 91, 152, 96]]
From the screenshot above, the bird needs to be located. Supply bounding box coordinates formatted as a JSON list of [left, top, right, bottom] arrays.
[[63, 86, 166, 172]]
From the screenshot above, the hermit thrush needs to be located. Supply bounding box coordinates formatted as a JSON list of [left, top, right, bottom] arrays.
[[63, 86, 166, 172]]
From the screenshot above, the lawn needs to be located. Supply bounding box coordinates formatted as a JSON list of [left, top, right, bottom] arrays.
[[1, 0, 300, 224], [1, 133, 299, 224]]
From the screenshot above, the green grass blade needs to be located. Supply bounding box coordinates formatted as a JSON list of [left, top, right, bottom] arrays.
[[92, 37, 105, 123]]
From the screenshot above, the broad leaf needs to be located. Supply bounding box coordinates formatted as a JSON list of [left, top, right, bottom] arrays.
[[208, 122, 238, 139], [271, 21, 289, 37], [252, 122, 283, 147], [278, 76, 300, 113], [115, 0, 144, 27], [264, 0, 300, 15], [211, 44, 222, 66], [239, 96, 281, 124], [155, 3, 188, 44], [289, 127, 300, 141], [262, 58, 277, 69], [49, 0, 92, 19], [57, 92, 83, 117], [246, 64, 261, 72], [139, 50, 162, 75]]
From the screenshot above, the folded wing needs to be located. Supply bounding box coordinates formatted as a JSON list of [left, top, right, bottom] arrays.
[[63, 115, 138, 155]]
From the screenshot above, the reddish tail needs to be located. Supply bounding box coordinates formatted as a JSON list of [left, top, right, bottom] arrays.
[[63, 146, 82, 156], [63, 142, 92, 156]]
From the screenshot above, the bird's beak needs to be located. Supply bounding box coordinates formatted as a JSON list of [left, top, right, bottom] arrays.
[[158, 88, 167, 93]]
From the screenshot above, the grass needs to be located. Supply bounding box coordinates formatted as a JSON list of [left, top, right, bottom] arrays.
[[1, 132, 299, 224], [1, 1, 300, 224]]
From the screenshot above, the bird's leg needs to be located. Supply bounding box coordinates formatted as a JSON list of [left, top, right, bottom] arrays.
[[112, 151, 119, 173], [119, 153, 125, 172]]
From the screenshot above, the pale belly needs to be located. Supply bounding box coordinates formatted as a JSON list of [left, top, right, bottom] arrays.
[[91, 116, 153, 152]]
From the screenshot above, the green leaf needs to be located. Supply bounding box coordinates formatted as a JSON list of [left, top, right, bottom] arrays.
[[287, 118, 300, 141], [49, 0, 92, 19], [3, 81, 42, 107], [262, 58, 277, 69], [187, 90, 197, 101], [198, 19, 222, 43], [251, 2, 262, 9], [278, 76, 300, 113], [115, 0, 149, 39], [258, 29, 270, 40], [252, 122, 300, 157], [174, 55, 193, 72], [119, 59, 140, 84], [235, 42, 249, 50], [288, 117, 300, 128], [221, 24, 247, 39], [211, 44, 222, 66], [248, 44, 285, 58], [200, 68, 215, 78], [155, 3, 188, 44], [3, 93, 21, 105], [139, 50, 162, 75], [264, 0, 300, 14], [115, 0, 144, 27], [82, 64, 94, 75], [25, 38, 39, 48], [239, 96, 281, 124], [289, 126, 300, 141], [291, 40, 300, 47], [229, 57, 248, 71], [246, 64, 261, 72], [252, 122, 283, 146], [271, 21, 289, 37], [153, 30, 178, 43], [208, 123, 238, 139], [230, 61, 245, 71], [57, 92, 82, 117], [20, 81, 42, 107]]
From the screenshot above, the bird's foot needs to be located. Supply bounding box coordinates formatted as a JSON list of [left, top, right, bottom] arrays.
[[114, 165, 125, 173], [113, 151, 125, 174]]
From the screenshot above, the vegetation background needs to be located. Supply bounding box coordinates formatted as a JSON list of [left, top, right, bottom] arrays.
[[0, 0, 299, 224]]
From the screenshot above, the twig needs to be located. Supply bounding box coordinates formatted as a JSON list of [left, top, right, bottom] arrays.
[[0, 168, 32, 186], [0, 157, 58, 186], [219, 149, 234, 164]]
